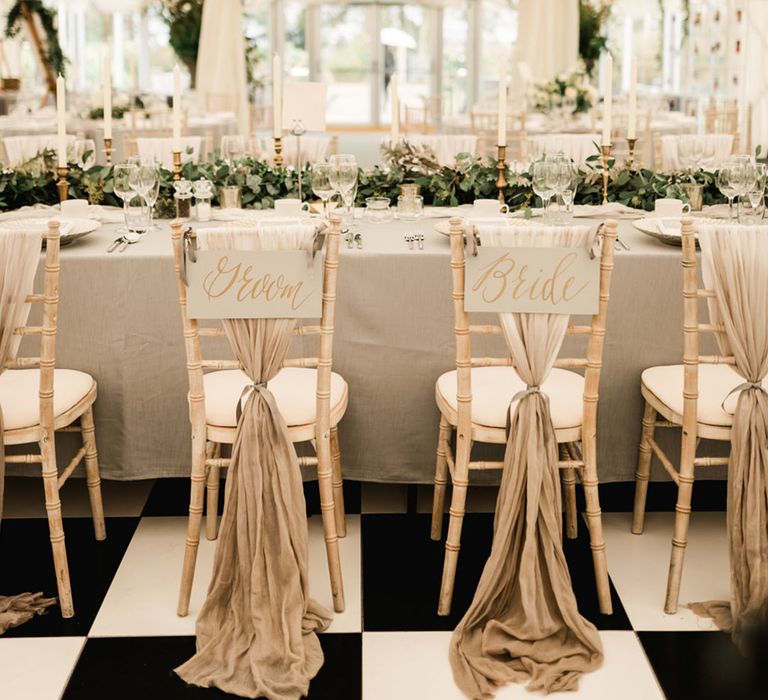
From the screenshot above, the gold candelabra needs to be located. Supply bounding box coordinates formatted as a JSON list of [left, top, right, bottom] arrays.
[[600, 143, 612, 206], [103, 137, 114, 166], [56, 166, 69, 204], [626, 137, 638, 169], [496, 144, 507, 205], [172, 150, 182, 181], [273, 136, 284, 168]]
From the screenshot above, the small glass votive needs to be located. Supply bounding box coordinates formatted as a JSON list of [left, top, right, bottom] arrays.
[[193, 179, 213, 221], [397, 194, 424, 221], [124, 194, 151, 235], [364, 197, 392, 223]]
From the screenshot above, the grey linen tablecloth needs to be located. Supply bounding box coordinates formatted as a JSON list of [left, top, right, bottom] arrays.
[[12, 211, 725, 483]]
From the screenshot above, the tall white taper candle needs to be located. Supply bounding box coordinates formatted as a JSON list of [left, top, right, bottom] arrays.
[[272, 53, 282, 138], [56, 75, 66, 167], [601, 53, 613, 146], [390, 73, 399, 145], [103, 49, 112, 140], [627, 57, 637, 140], [498, 59, 507, 147], [172, 64, 182, 153]]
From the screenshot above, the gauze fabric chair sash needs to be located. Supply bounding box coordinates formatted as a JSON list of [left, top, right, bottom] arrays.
[[174, 224, 332, 700], [690, 225, 768, 647], [449, 224, 604, 696], [0, 227, 57, 633]]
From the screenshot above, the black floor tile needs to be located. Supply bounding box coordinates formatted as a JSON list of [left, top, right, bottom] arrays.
[[142, 477, 361, 518], [639, 630, 768, 700], [361, 513, 630, 632], [0, 517, 138, 637], [62, 635, 361, 700], [599, 480, 727, 512]]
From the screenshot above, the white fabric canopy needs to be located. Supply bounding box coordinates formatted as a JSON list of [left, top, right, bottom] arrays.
[[516, 0, 579, 85], [196, 0, 250, 135]]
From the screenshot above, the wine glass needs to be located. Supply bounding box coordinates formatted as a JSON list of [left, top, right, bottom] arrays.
[[330, 154, 358, 217], [143, 167, 161, 231], [311, 162, 335, 219], [221, 135, 246, 164], [532, 161, 555, 221], [716, 165, 739, 220], [113, 163, 138, 207]]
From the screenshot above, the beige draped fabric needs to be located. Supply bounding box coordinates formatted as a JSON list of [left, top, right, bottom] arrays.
[[690, 226, 768, 645], [450, 224, 603, 697], [175, 225, 332, 699], [0, 228, 57, 633]]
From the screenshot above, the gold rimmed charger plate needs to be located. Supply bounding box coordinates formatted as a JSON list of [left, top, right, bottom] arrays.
[[0, 217, 100, 245]]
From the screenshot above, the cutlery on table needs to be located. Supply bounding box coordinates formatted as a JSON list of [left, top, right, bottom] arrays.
[[417, 233, 424, 250], [405, 235, 414, 250], [354, 233, 362, 249]]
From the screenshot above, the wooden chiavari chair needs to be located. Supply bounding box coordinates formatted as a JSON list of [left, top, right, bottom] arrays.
[[430, 218, 618, 616], [0, 221, 105, 618], [170, 218, 348, 617], [632, 218, 746, 614], [470, 110, 527, 160], [705, 98, 752, 154]]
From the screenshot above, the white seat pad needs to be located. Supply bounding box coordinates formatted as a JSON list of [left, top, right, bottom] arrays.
[[204, 367, 347, 428], [436, 366, 584, 429], [0, 369, 95, 431], [642, 363, 763, 426]]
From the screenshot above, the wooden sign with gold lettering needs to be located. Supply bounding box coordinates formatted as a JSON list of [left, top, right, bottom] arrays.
[[186, 250, 324, 319], [464, 246, 600, 314]]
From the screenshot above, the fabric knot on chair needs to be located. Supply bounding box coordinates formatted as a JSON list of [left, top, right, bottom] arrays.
[[721, 381, 767, 414], [236, 381, 271, 422], [511, 385, 542, 403]]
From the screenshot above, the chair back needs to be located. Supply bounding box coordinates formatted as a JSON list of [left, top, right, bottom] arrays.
[[169, 217, 341, 438], [528, 133, 599, 165], [0, 221, 60, 433], [704, 98, 750, 153], [446, 217, 617, 442], [124, 136, 203, 169]]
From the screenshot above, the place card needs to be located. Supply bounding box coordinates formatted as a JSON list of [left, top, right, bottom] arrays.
[[282, 81, 327, 132], [464, 246, 600, 315], [186, 250, 324, 319]]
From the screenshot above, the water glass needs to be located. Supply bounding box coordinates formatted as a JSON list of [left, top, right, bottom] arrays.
[[311, 162, 335, 219], [71, 139, 96, 170], [113, 163, 138, 204], [364, 197, 392, 223], [221, 134, 246, 164], [124, 194, 151, 235]]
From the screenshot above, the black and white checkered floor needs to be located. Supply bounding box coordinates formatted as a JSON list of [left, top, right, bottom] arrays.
[[1, 477, 766, 700]]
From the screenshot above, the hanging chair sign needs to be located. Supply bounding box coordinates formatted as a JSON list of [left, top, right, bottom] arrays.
[[186, 250, 324, 319], [464, 246, 600, 315]]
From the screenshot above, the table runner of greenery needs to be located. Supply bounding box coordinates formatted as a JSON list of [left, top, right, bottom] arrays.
[[0, 150, 731, 218]]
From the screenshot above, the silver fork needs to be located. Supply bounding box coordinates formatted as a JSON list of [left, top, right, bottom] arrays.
[[405, 235, 414, 250], [417, 233, 424, 251]]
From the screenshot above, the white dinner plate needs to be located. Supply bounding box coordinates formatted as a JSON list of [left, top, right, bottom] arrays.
[[632, 216, 721, 246], [3, 217, 100, 245], [433, 215, 544, 236]]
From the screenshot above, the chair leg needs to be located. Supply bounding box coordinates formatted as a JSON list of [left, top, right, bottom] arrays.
[[40, 430, 74, 618], [431, 415, 451, 541], [205, 442, 221, 541], [330, 426, 346, 538], [632, 400, 658, 534], [562, 463, 578, 540], [438, 437, 471, 616], [665, 442, 697, 614], [177, 441, 207, 617], [581, 436, 613, 615], [317, 431, 345, 613], [80, 406, 106, 541]]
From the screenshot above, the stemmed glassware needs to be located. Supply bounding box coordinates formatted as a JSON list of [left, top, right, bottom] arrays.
[[716, 163, 740, 220], [329, 154, 358, 218], [71, 139, 96, 170], [311, 162, 335, 219], [113, 163, 137, 209], [221, 135, 246, 165], [532, 161, 555, 221]]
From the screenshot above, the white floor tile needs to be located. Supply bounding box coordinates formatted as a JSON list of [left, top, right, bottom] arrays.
[[603, 511, 729, 631], [2, 477, 154, 519], [0, 636, 85, 700], [362, 630, 663, 700], [90, 514, 361, 637]]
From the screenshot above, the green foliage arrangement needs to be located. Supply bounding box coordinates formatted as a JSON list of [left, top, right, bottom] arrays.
[[0, 149, 729, 218], [5, 0, 67, 77], [160, 0, 204, 86]]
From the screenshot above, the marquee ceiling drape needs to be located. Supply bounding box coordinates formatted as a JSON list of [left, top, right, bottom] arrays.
[[516, 0, 579, 83]]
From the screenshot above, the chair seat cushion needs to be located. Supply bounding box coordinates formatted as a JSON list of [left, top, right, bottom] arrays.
[[436, 366, 584, 429], [642, 364, 764, 427], [0, 369, 95, 431], [204, 367, 348, 428]]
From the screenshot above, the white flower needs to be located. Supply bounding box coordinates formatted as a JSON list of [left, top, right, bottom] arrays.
[[565, 87, 577, 99]]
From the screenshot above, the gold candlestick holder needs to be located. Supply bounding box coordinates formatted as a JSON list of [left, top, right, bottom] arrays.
[[273, 136, 284, 168], [172, 150, 182, 181], [496, 144, 507, 205], [103, 137, 113, 166], [626, 137, 638, 169], [600, 143, 612, 206], [56, 166, 69, 204]]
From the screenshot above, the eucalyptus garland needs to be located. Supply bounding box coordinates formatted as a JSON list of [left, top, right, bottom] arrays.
[[5, 0, 67, 77], [0, 150, 728, 219]]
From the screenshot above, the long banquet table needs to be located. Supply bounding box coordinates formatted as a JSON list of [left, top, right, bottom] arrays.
[[17, 210, 725, 484]]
